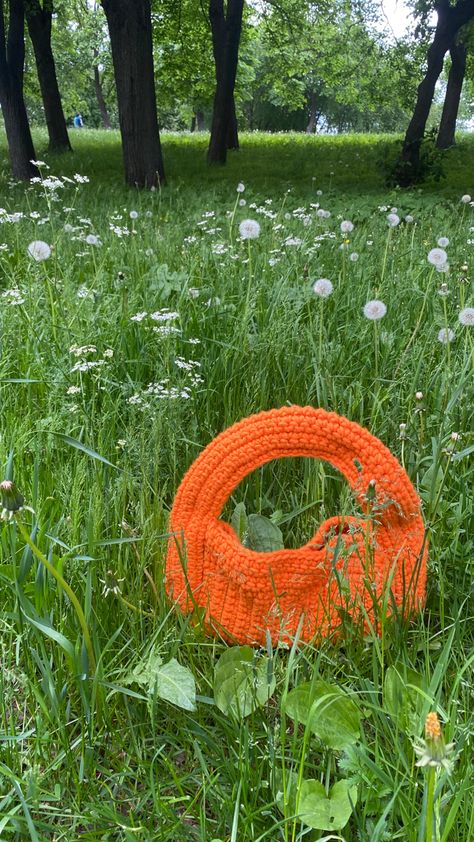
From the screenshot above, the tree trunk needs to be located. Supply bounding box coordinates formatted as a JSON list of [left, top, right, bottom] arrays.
[[306, 90, 317, 133], [26, 0, 71, 152], [196, 109, 205, 131], [101, 0, 165, 187], [0, 0, 39, 179], [399, 0, 474, 184], [226, 95, 238, 148], [191, 110, 205, 132], [207, 0, 244, 165], [436, 39, 467, 148], [93, 62, 112, 129]]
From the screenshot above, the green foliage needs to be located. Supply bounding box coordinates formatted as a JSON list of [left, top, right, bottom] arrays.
[[298, 778, 358, 831], [284, 680, 361, 749], [213, 646, 276, 717], [384, 663, 428, 734], [125, 649, 197, 711], [0, 132, 472, 839]]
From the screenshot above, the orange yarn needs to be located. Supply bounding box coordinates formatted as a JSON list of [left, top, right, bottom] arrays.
[[166, 406, 427, 645]]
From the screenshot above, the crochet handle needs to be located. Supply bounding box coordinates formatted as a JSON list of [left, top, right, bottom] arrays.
[[171, 406, 420, 529]]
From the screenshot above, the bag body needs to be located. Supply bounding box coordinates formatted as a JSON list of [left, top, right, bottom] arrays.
[[166, 406, 427, 645]]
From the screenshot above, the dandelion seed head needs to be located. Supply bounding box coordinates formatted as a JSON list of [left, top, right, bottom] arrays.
[[458, 307, 474, 326], [239, 219, 260, 239], [27, 240, 51, 261], [428, 248, 447, 267], [363, 299, 387, 320], [437, 327, 454, 344], [340, 220, 354, 234], [312, 278, 333, 298]]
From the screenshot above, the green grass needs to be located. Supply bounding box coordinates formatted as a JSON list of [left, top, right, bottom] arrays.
[[0, 130, 473, 840]]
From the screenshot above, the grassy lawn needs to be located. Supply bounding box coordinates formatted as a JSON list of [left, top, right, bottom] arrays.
[[0, 130, 473, 841]]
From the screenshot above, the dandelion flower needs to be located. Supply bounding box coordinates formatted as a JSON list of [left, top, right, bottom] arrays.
[[461, 194, 471, 203], [363, 300, 387, 320], [437, 327, 454, 344], [405, 214, 414, 223], [129, 210, 139, 219], [340, 220, 354, 234], [458, 307, 474, 326], [437, 283, 450, 297], [312, 278, 333, 298], [28, 240, 51, 261], [239, 199, 246, 207], [427, 248, 447, 267], [239, 219, 260, 239], [413, 711, 455, 773], [437, 237, 449, 248], [387, 213, 400, 227], [236, 182, 245, 193], [86, 234, 100, 246], [349, 252, 359, 262]]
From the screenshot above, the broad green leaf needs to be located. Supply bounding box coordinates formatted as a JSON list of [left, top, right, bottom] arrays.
[[214, 646, 276, 718], [284, 681, 361, 749], [274, 769, 299, 815], [230, 502, 248, 542], [125, 650, 196, 711], [156, 658, 197, 711], [299, 779, 358, 831], [126, 650, 163, 687], [245, 513, 284, 552], [384, 663, 428, 734]]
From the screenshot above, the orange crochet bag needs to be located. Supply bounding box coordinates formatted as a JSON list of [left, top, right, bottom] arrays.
[[166, 406, 427, 645]]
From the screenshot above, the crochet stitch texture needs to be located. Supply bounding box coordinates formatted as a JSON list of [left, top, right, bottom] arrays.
[[166, 406, 427, 645]]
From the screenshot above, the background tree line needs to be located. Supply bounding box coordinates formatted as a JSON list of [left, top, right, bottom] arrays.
[[1, 0, 474, 187]]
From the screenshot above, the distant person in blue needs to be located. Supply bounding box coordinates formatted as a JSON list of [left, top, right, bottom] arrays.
[[73, 112, 84, 128]]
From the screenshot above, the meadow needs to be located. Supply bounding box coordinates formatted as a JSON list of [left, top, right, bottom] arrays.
[[0, 130, 473, 841]]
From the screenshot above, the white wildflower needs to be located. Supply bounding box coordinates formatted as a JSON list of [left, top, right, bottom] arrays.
[[387, 213, 400, 227], [437, 237, 449, 248]]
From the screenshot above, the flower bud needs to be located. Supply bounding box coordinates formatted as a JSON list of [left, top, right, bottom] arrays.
[[0, 480, 24, 512], [366, 479, 376, 502]]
